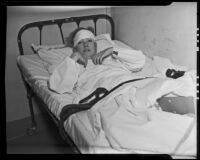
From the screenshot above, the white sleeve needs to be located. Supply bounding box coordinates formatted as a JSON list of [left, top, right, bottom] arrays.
[[48, 56, 80, 94], [114, 48, 146, 71]]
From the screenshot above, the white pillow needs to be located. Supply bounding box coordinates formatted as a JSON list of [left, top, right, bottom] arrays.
[[31, 43, 67, 52], [134, 78, 184, 108], [95, 33, 114, 54], [31, 43, 73, 74]]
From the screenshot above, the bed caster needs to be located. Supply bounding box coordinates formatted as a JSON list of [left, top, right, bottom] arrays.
[[26, 125, 37, 136]]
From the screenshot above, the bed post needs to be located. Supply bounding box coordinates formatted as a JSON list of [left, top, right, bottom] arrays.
[[17, 63, 38, 136], [26, 83, 38, 136]]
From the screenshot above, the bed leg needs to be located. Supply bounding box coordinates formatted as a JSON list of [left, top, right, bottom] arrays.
[[26, 90, 37, 136]]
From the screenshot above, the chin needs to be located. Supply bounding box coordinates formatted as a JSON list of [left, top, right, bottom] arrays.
[[85, 52, 94, 57]]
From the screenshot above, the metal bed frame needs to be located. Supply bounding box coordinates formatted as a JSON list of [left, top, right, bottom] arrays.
[[17, 14, 115, 154]]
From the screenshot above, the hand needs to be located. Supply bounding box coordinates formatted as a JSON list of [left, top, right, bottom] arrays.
[[92, 47, 113, 65], [70, 51, 88, 67]]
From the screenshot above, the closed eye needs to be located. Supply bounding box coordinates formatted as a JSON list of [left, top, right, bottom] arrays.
[[88, 39, 93, 43], [78, 41, 83, 45]]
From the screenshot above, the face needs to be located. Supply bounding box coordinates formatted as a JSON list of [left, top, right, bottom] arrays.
[[75, 38, 96, 59]]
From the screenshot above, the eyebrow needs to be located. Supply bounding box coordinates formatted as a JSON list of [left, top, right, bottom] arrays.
[[79, 38, 94, 43]]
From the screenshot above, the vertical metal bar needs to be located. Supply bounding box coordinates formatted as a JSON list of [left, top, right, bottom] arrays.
[[26, 88, 37, 134], [38, 26, 43, 45], [76, 20, 80, 28], [58, 23, 64, 44], [17, 38, 24, 55], [94, 19, 97, 36]]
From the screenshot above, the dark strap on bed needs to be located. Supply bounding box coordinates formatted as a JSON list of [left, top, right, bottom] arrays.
[[59, 77, 154, 127], [79, 77, 148, 106]]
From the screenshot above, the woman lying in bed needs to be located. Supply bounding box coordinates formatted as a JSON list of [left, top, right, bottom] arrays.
[[49, 27, 146, 94]]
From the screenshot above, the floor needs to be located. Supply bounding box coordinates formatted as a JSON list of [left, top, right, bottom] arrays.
[[6, 112, 76, 154]]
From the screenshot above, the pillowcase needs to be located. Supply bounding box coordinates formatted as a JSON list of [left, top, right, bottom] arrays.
[[31, 43, 73, 74], [31, 43, 67, 52], [95, 33, 114, 54]]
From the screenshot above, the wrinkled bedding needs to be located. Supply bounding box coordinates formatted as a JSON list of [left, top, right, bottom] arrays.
[[17, 40, 197, 157], [60, 46, 196, 156]]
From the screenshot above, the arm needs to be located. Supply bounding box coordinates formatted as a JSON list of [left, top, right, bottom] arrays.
[[91, 46, 146, 71], [91, 47, 114, 65]]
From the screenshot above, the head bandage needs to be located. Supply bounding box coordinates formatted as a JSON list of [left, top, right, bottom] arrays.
[[73, 29, 95, 47]]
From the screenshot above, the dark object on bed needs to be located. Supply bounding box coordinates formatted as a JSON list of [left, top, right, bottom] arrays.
[[157, 96, 195, 114], [17, 14, 115, 153], [166, 69, 185, 79]]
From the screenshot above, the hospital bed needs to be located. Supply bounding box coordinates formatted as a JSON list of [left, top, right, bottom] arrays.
[[16, 14, 197, 158]]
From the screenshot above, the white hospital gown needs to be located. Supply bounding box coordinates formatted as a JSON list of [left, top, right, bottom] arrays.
[[48, 48, 146, 94]]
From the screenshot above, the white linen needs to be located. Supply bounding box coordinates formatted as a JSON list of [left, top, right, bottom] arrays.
[[95, 33, 114, 53], [60, 49, 195, 155], [17, 40, 196, 156], [49, 57, 81, 94], [84, 82, 196, 155], [31, 43, 73, 74], [48, 47, 146, 94], [172, 70, 196, 97], [60, 54, 195, 155], [99, 104, 195, 154], [17, 54, 49, 81], [17, 54, 77, 119]]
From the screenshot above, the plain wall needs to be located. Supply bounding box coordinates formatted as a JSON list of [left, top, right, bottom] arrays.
[[111, 2, 197, 69], [6, 6, 111, 122]]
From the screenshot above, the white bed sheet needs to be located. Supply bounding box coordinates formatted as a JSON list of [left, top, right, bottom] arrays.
[[17, 54, 77, 118]]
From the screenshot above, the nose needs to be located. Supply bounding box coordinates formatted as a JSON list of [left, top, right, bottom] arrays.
[[83, 41, 89, 47]]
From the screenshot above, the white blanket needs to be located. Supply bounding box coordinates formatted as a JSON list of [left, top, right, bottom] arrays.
[[88, 93, 196, 155], [47, 47, 196, 156], [84, 75, 196, 155]]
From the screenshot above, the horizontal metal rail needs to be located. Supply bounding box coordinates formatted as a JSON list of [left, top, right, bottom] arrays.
[[17, 14, 114, 55]]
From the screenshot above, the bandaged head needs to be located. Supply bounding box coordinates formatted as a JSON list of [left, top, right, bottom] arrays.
[[73, 29, 95, 47]]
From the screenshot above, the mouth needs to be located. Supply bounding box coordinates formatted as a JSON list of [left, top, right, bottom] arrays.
[[84, 49, 91, 52]]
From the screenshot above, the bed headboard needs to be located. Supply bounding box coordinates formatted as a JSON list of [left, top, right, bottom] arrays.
[[17, 14, 114, 55]]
